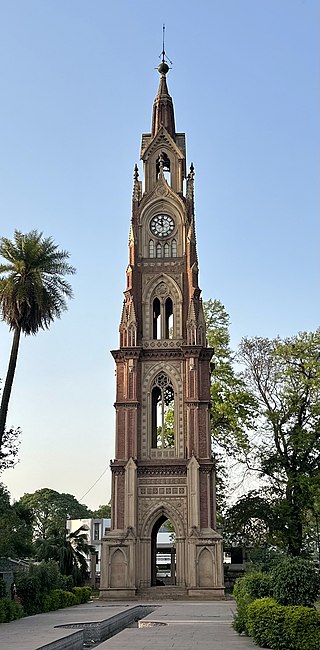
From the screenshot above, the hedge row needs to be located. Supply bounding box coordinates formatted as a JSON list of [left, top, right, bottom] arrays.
[[43, 587, 92, 612], [247, 597, 320, 650], [0, 586, 92, 624], [0, 599, 24, 624]]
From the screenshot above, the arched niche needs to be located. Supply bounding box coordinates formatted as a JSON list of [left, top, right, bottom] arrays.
[[109, 547, 127, 588], [197, 547, 214, 588]]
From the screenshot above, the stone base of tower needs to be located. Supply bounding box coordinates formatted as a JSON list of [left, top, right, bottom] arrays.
[[99, 525, 224, 600]]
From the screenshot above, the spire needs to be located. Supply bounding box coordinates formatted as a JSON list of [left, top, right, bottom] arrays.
[[151, 28, 176, 140]]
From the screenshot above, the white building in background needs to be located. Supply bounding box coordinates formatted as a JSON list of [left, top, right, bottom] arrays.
[[66, 518, 111, 578]]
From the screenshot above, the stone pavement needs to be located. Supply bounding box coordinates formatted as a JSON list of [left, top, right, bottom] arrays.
[[0, 599, 256, 650], [99, 601, 256, 650]]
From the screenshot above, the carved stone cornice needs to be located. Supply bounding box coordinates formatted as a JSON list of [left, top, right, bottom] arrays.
[[110, 463, 125, 476], [181, 345, 214, 361], [141, 349, 184, 360], [198, 461, 215, 473], [137, 459, 188, 477], [114, 401, 140, 409], [111, 347, 142, 361]]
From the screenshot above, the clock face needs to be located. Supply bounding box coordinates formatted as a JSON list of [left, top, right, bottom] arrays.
[[150, 214, 175, 238]]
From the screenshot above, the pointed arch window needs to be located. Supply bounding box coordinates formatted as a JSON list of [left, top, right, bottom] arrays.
[[156, 243, 162, 258], [152, 298, 161, 339], [165, 297, 173, 339], [164, 243, 169, 258], [171, 239, 177, 257], [151, 373, 174, 448], [149, 240, 155, 258]]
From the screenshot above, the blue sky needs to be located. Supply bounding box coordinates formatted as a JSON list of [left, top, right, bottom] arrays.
[[0, 0, 319, 508]]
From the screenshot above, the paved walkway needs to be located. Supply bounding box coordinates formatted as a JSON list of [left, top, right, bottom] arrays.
[[99, 601, 256, 650], [0, 599, 256, 650]]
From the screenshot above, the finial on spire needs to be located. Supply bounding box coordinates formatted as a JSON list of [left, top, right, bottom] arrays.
[[133, 163, 139, 181], [158, 24, 172, 75]]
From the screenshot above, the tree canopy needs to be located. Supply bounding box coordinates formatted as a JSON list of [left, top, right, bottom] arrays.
[[91, 503, 111, 519], [0, 483, 33, 558], [204, 300, 320, 558], [18, 488, 92, 540], [238, 331, 320, 556]]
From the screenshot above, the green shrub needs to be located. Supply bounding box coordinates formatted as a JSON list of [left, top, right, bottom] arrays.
[[0, 598, 24, 624], [50, 589, 77, 609], [247, 598, 320, 650], [271, 557, 319, 606], [233, 571, 273, 633], [16, 560, 65, 615], [73, 586, 92, 604], [284, 606, 320, 650], [16, 574, 43, 615], [247, 598, 287, 650], [0, 578, 6, 599], [58, 574, 74, 592]]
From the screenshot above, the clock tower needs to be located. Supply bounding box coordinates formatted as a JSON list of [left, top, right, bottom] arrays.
[[100, 57, 224, 598]]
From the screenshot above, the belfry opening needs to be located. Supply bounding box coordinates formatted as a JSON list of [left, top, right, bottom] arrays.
[[100, 51, 224, 599]]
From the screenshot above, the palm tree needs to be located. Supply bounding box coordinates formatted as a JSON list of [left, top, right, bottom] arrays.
[[35, 524, 95, 585], [0, 230, 75, 449]]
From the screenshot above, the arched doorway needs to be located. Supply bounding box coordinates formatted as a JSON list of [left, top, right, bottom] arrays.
[[151, 516, 176, 586]]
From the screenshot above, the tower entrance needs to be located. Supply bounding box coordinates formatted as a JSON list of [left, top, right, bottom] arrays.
[[151, 516, 176, 586], [100, 54, 224, 599]]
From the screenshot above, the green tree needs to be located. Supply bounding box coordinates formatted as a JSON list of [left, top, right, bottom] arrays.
[[35, 525, 94, 585], [91, 503, 111, 518], [203, 299, 258, 518], [0, 483, 33, 557], [223, 491, 274, 549], [19, 488, 92, 540], [204, 299, 257, 460], [0, 230, 75, 449], [239, 331, 320, 556]]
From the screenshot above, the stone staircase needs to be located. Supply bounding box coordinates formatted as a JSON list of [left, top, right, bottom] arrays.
[[136, 585, 188, 600]]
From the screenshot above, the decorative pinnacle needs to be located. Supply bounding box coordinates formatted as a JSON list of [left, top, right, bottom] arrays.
[[133, 163, 139, 181], [158, 24, 172, 75]]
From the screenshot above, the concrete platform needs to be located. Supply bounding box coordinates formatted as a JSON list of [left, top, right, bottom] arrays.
[[0, 599, 256, 650], [0, 602, 133, 649], [98, 601, 256, 650]]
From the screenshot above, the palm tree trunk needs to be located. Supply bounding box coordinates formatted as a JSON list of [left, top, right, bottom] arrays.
[[0, 326, 21, 449]]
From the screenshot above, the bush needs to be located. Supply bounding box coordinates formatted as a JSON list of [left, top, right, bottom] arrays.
[[58, 574, 74, 592], [0, 578, 6, 599], [247, 598, 320, 650], [284, 605, 320, 650], [0, 598, 24, 624], [247, 598, 287, 650], [14, 561, 92, 617], [233, 571, 273, 633], [49, 589, 76, 609], [271, 557, 319, 606], [16, 560, 65, 615], [16, 574, 42, 615], [72, 586, 92, 604]]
